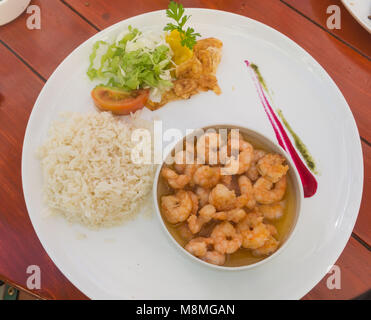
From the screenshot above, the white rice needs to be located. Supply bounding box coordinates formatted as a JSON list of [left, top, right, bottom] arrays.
[[38, 111, 154, 228]]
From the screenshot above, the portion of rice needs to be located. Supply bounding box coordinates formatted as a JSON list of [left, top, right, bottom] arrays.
[[38, 111, 154, 228]]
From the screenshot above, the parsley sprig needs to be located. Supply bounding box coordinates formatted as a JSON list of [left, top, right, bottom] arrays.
[[163, 1, 201, 50]]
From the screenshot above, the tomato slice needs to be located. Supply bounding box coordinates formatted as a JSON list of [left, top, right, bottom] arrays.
[[91, 86, 149, 115]]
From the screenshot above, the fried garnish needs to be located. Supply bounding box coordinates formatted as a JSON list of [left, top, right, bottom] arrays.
[[146, 37, 223, 109]]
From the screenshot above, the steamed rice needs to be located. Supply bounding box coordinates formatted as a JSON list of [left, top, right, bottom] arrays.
[[38, 111, 154, 228]]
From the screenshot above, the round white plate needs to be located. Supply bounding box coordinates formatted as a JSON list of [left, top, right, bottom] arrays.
[[342, 0, 371, 33], [22, 9, 363, 299]]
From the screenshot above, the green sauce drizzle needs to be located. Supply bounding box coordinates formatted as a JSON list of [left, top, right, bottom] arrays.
[[250, 63, 269, 94], [277, 109, 318, 174]]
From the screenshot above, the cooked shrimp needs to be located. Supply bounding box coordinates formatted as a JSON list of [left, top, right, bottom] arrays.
[[236, 216, 271, 250], [187, 204, 216, 234], [202, 250, 226, 266], [208, 184, 236, 211], [195, 186, 210, 207], [257, 153, 289, 183], [196, 132, 221, 165], [253, 176, 287, 204], [185, 237, 213, 258], [177, 223, 194, 241], [174, 150, 194, 173], [252, 236, 279, 256], [237, 148, 254, 174], [246, 149, 267, 181], [188, 191, 199, 216], [161, 190, 193, 224], [236, 175, 256, 209], [193, 165, 220, 188], [161, 167, 190, 189], [265, 224, 278, 236], [227, 132, 252, 152], [210, 221, 242, 254], [258, 202, 284, 220], [214, 208, 247, 223], [185, 163, 201, 187]]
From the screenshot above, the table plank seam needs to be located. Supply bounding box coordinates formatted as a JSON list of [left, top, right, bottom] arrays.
[[352, 233, 371, 252], [280, 0, 371, 62], [361, 137, 371, 148], [0, 40, 46, 83], [60, 0, 100, 32]]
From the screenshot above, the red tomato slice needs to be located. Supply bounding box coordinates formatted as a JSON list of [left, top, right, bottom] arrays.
[[91, 86, 149, 115]]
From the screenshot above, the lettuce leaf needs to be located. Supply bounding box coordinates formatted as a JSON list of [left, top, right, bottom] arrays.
[[87, 26, 173, 93]]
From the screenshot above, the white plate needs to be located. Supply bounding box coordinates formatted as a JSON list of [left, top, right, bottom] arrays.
[[342, 0, 371, 33], [22, 9, 363, 299]]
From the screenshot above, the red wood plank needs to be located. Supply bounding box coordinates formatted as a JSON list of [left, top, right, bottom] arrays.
[[303, 237, 371, 300], [64, 0, 371, 146], [282, 0, 371, 58], [0, 43, 87, 300], [0, 0, 97, 79]]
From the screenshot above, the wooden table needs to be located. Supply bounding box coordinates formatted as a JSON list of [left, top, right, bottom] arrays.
[[0, 0, 370, 300]]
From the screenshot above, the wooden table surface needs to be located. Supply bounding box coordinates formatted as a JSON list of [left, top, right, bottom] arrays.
[[0, 0, 370, 300]]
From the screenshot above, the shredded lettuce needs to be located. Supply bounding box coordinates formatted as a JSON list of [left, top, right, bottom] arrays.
[[87, 26, 173, 95]]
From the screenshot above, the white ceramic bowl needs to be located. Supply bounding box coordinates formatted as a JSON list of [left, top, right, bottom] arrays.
[[153, 124, 303, 271], [0, 0, 31, 26]]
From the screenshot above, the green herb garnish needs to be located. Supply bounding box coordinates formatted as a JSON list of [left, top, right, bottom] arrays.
[[163, 1, 201, 50]]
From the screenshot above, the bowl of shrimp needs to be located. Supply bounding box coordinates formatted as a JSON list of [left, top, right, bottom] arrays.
[[153, 125, 303, 270]]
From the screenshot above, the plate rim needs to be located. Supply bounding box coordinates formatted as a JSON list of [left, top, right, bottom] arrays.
[[341, 0, 371, 33], [21, 8, 364, 300]]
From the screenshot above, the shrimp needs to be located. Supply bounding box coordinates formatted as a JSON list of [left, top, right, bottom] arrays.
[[265, 224, 278, 236], [253, 176, 287, 204], [210, 221, 242, 254], [193, 165, 220, 189], [185, 237, 213, 258], [185, 163, 201, 187], [237, 148, 254, 174], [161, 190, 193, 224], [208, 184, 236, 211], [177, 223, 194, 241], [195, 186, 210, 207], [202, 250, 226, 266], [236, 216, 271, 250], [185, 237, 225, 266], [161, 167, 190, 189], [187, 204, 216, 234], [196, 132, 221, 165], [258, 202, 284, 220], [188, 191, 199, 216], [236, 175, 256, 209], [174, 150, 194, 173], [247, 149, 267, 181], [214, 208, 247, 223], [257, 153, 289, 183], [252, 236, 279, 256]]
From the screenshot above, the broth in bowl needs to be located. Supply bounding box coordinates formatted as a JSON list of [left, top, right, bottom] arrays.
[[156, 126, 300, 268]]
